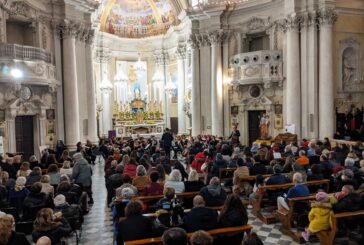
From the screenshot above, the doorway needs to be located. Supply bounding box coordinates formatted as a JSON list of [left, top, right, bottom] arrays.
[[248, 110, 265, 145], [15, 116, 34, 159], [170, 117, 178, 134]]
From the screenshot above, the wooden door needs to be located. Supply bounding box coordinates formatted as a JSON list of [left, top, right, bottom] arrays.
[[15, 116, 34, 159], [170, 117, 178, 134], [248, 110, 265, 145]]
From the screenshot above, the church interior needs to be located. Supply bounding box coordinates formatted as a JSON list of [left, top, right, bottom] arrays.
[[0, 0, 364, 244]]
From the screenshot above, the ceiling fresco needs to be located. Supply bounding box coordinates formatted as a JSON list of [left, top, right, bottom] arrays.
[[99, 0, 178, 38]]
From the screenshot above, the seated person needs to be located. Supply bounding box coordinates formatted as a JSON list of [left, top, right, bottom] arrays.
[[209, 153, 227, 178], [132, 165, 151, 190], [164, 169, 185, 193], [162, 227, 188, 245], [116, 200, 154, 244], [266, 164, 290, 202], [23, 182, 53, 221], [53, 194, 83, 231], [144, 171, 164, 196], [183, 195, 218, 232], [332, 185, 361, 213], [0, 214, 30, 245], [249, 161, 267, 176], [111, 187, 134, 238], [199, 177, 226, 207], [0, 183, 8, 208], [190, 230, 213, 245], [296, 150, 309, 167], [8, 177, 30, 214], [184, 170, 205, 192], [26, 167, 42, 187], [277, 172, 310, 210], [32, 208, 72, 245], [232, 159, 252, 195], [217, 194, 248, 244]]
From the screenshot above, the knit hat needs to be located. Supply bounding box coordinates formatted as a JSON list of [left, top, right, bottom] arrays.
[[54, 194, 66, 206], [316, 192, 329, 202]]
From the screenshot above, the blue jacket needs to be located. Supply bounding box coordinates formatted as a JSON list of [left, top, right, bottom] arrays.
[[266, 174, 290, 201], [284, 184, 310, 203]]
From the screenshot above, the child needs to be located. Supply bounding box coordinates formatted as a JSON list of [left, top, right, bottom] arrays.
[[301, 191, 333, 241]]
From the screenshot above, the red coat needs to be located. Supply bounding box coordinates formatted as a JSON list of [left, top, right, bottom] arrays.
[[123, 164, 137, 178], [191, 152, 206, 173]]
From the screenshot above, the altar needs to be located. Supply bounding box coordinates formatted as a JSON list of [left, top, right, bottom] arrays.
[[113, 98, 164, 138]]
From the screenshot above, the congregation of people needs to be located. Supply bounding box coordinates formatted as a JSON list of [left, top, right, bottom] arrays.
[[1, 130, 364, 244]]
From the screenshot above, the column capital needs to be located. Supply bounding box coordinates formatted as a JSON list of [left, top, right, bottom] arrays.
[[53, 20, 92, 40], [282, 14, 304, 32], [187, 34, 199, 50], [196, 34, 210, 47], [317, 8, 337, 26], [208, 30, 227, 45]]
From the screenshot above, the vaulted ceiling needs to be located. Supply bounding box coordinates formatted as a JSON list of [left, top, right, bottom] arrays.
[[98, 0, 183, 39]]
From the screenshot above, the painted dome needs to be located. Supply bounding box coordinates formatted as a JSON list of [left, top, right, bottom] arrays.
[[98, 0, 178, 38]]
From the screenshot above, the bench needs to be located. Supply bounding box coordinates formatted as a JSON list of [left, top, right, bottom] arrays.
[[316, 210, 364, 245], [135, 192, 199, 211], [124, 224, 253, 245], [252, 179, 330, 224], [219, 168, 236, 181]]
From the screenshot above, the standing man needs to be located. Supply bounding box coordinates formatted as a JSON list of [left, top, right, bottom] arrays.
[[72, 153, 93, 204], [161, 128, 174, 159], [229, 125, 241, 146]]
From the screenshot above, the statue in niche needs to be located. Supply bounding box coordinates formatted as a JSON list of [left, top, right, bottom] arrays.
[[342, 47, 357, 86], [259, 113, 270, 139]]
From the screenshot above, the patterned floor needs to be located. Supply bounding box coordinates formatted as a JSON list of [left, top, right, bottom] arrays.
[[75, 159, 359, 245]]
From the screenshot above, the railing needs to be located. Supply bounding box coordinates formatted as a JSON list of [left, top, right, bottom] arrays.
[[0, 43, 53, 64], [192, 0, 250, 7]]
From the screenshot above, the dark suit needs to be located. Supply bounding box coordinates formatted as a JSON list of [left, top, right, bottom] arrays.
[[183, 206, 218, 232]]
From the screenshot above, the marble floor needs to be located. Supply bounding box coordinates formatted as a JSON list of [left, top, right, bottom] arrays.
[[73, 159, 358, 245]]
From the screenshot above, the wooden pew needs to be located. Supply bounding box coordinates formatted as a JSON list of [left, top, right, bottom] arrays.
[[219, 167, 236, 181], [252, 179, 330, 224], [136, 192, 198, 203], [124, 224, 253, 245], [317, 210, 364, 245]]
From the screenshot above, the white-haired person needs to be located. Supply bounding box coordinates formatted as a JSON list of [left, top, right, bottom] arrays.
[[132, 165, 151, 190], [164, 169, 185, 193], [277, 172, 310, 210], [184, 170, 205, 192], [8, 176, 30, 213]]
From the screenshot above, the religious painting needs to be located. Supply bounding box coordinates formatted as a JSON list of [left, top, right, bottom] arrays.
[[46, 109, 55, 120], [0, 110, 5, 122], [274, 117, 283, 129], [274, 104, 282, 115], [99, 0, 178, 38], [231, 106, 239, 115], [47, 121, 55, 135]]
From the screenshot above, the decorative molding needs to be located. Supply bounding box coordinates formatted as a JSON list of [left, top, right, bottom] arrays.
[[176, 45, 186, 60], [247, 17, 266, 31], [196, 34, 210, 47], [283, 14, 304, 32]]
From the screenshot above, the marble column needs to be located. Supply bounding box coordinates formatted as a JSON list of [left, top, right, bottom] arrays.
[[97, 49, 112, 137], [62, 26, 80, 148], [198, 35, 211, 134], [177, 46, 186, 134], [235, 32, 242, 54], [319, 9, 337, 139], [307, 12, 319, 139], [189, 36, 201, 136], [210, 31, 224, 136], [85, 34, 98, 143], [285, 15, 302, 137]]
